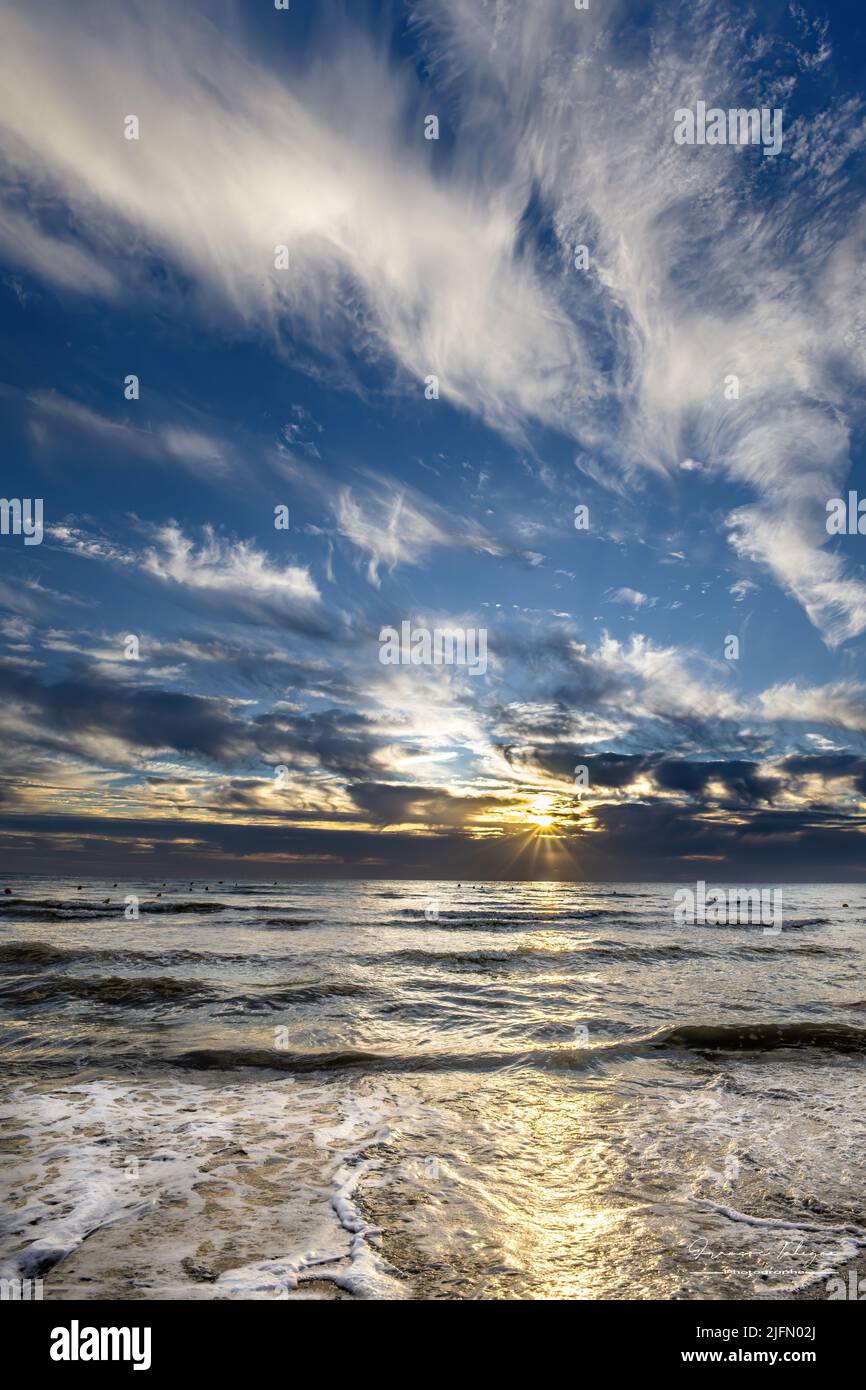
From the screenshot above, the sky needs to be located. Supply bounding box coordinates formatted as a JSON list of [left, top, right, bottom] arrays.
[[1, 0, 866, 881]]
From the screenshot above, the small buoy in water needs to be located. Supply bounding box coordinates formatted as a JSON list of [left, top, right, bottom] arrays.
[[112, 883, 117, 888], [77, 885, 83, 890], [3, 887, 10, 894], [843, 902, 849, 908], [103, 898, 109, 904], [156, 893, 161, 898]]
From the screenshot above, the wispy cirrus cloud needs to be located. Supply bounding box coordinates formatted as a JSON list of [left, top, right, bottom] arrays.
[[332, 477, 504, 587], [758, 679, 866, 735], [415, 0, 866, 643], [0, 0, 593, 442], [281, 452, 506, 586], [0, 206, 120, 298], [50, 520, 327, 633], [24, 390, 237, 481], [3, 0, 866, 644]]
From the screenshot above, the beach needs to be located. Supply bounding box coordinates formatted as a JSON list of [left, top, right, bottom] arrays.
[[1, 876, 865, 1300]]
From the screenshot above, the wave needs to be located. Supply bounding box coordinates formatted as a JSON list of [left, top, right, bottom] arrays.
[[0, 896, 312, 919], [574, 942, 708, 961], [134, 901, 231, 914], [173, 1046, 514, 1074], [735, 942, 853, 958], [0, 905, 115, 922], [392, 942, 710, 966], [171, 1019, 866, 1074], [227, 983, 368, 1008], [0, 940, 233, 970], [262, 918, 317, 929], [394, 947, 531, 965], [0, 960, 366, 1010], [395, 907, 636, 926], [0, 896, 230, 919], [653, 1022, 866, 1053], [0, 974, 211, 1006], [0, 941, 79, 965], [0, 940, 333, 971]]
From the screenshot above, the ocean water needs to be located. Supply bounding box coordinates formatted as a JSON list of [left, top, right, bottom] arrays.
[[1, 875, 865, 1301]]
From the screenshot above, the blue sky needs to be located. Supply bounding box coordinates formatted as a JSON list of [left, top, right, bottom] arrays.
[[1, 0, 866, 879]]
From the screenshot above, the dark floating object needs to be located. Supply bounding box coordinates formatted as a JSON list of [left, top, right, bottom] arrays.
[[843, 902, 849, 908], [3, 887, 10, 895], [103, 898, 109, 904]]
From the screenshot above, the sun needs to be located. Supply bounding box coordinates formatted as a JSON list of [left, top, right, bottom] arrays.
[[526, 793, 557, 831]]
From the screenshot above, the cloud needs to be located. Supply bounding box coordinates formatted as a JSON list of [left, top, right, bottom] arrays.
[[414, 0, 866, 643], [346, 781, 498, 829], [51, 520, 328, 633], [758, 680, 866, 734], [0, 206, 119, 298], [283, 453, 505, 586], [0, 665, 249, 763], [490, 628, 866, 757], [142, 523, 318, 611], [0, 662, 386, 782], [5, 0, 866, 642], [3, 0, 866, 880], [0, 0, 594, 444], [607, 587, 656, 609], [2, 796, 863, 880], [728, 502, 866, 647], [23, 390, 238, 481]]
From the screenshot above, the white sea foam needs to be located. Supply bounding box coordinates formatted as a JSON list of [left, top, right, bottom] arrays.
[[0, 1076, 424, 1298]]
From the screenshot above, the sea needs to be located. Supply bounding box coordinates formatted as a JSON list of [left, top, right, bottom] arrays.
[[1, 875, 864, 1300]]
